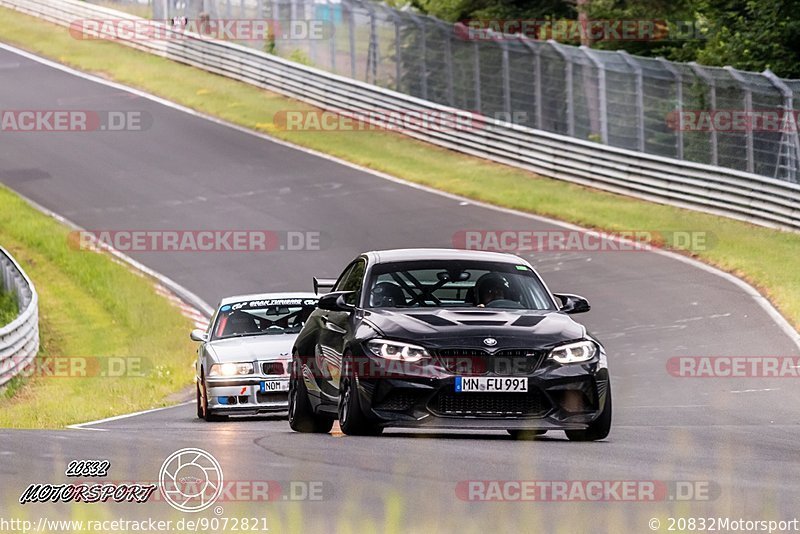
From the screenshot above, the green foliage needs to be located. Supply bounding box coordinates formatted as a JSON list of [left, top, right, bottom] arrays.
[[410, 0, 800, 78]]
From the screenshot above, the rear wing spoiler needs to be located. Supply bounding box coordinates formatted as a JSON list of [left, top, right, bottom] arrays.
[[313, 277, 337, 295]]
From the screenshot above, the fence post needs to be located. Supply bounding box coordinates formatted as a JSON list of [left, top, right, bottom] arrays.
[[581, 46, 608, 144], [724, 66, 754, 174], [763, 69, 800, 182], [519, 38, 542, 130], [689, 62, 718, 166], [500, 40, 511, 116], [549, 40, 574, 137], [393, 11, 401, 91], [657, 57, 684, 160], [441, 20, 454, 107], [407, 14, 428, 100], [327, 0, 336, 72], [473, 39, 481, 113], [348, 3, 357, 79], [617, 50, 644, 151]]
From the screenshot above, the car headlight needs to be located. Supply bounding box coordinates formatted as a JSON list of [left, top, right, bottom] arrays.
[[367, 339, 430, 363], [548, 340, 598, 364], [208, 362, 254, 376]]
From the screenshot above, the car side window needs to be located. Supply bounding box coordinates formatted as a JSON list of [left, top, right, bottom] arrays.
[[336, 259, 366, 306]]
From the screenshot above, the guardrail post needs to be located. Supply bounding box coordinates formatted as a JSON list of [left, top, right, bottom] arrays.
[[725, 66, 754, 174], [689, 62, 718, 166], [617, 50, 644, 151]]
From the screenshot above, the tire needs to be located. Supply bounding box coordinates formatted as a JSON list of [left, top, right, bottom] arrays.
[[507, 429, 547, 440], [338, 353, 382, 436], [199, 372, 227, 422], [196, 381, 204, 419], [565, 389, 612, 442], [288, 359, 334, 433]]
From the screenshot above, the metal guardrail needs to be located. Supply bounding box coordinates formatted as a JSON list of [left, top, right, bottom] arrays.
[[3, 0, 800, 231], [0, 247, 39, 388]]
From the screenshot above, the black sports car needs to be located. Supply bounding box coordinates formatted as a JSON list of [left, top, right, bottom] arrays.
[[288, 248, 611, 441]]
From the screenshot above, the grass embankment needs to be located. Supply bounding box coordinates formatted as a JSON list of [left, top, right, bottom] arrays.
[[0, 5, 798, 335], [0, 186, 197, 428], [0, 288, 17, 326]]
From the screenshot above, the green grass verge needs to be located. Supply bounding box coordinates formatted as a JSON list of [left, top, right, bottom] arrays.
[[0, 185, 197, 428], [0, 6, 799, 334], [0, 288, 18, 326]]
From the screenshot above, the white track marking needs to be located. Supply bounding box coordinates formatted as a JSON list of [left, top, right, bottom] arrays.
[[67, 401, 194, 430]]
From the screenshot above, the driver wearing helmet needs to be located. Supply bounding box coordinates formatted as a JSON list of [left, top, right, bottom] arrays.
[[475, 273, 511, 307]]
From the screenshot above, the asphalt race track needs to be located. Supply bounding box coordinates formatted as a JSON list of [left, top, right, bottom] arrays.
[[1, 44, 799, 531]]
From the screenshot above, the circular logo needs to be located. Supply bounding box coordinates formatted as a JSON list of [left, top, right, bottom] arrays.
[[159, 448, 223, 512], [483, 338, 498, 347]]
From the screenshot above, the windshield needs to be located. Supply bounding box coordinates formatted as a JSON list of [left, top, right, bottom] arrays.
[[211, 297, 318, 340], [366, 260, 556, 310]]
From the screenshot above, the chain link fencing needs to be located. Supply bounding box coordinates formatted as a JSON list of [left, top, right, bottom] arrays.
[[93, 0, 800, 184]]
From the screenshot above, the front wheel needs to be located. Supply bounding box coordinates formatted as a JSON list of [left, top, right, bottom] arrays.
[[288, 359, 333, 433], [196, 382, 204, 419], [565, 389, 612, 442], [338, 355, 382, 436], [198, 374, 226, 422]]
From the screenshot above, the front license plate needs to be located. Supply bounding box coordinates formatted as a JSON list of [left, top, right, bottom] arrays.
[[455, 376, 528, 393], [260, 380, 289, 393]]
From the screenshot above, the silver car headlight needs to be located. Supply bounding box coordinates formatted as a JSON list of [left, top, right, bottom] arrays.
[[208, 362, 254, 376], [367, 339, 430, 363], [548, 340, 598, 364]]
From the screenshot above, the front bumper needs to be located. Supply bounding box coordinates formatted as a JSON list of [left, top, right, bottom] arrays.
[[350, 350, 610, 431], [205, 376, 290, 415]]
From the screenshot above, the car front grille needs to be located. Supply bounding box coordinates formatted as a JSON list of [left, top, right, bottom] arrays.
[[435, 348, 545, 376], [430, 390, 550, 417]]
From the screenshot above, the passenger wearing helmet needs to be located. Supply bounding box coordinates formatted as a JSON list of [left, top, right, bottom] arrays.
[[370, 281, 407, 307]]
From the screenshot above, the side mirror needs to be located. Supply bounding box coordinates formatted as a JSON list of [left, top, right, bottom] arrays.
[[554, 293, 591, 314], [313, 277, 337, 295], [318, 291, 355, 312], [190, 329, 208, 342]]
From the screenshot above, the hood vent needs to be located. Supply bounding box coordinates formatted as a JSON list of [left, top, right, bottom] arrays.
[[412, 314, 458, 326], [511, 316, 546, 327]]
